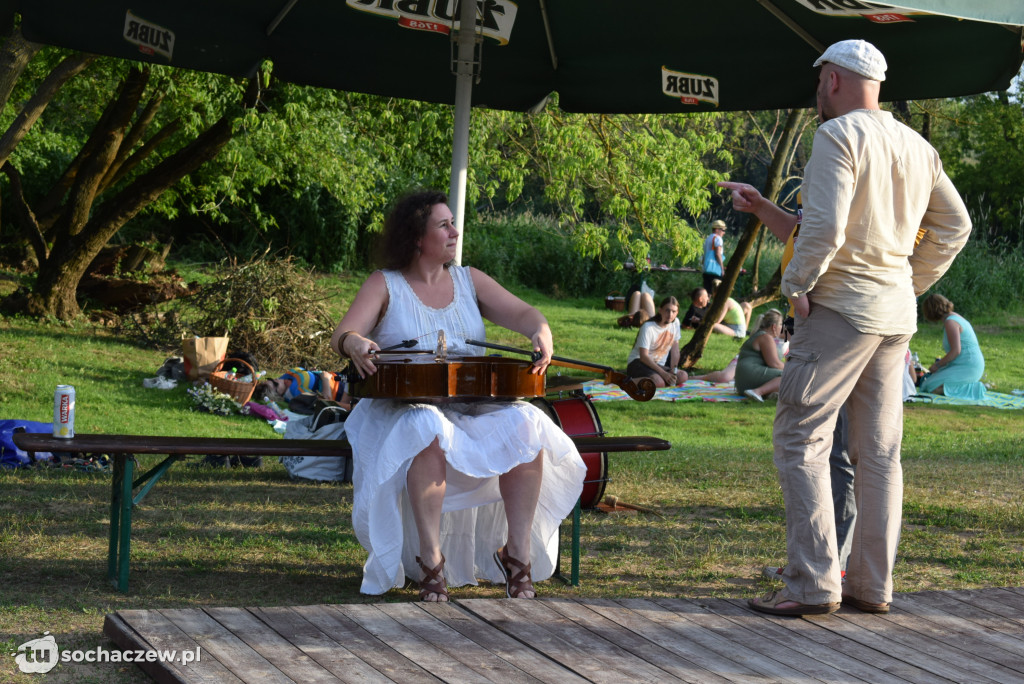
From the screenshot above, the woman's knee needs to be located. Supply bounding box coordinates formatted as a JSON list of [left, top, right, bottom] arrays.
[[411, 437, 446, 470]]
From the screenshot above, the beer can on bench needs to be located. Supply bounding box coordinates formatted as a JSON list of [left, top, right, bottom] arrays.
[[53, 385, 76, 438]]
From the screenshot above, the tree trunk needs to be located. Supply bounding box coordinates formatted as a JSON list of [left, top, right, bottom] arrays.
[[15, 77, 261, 320], [0, 26, 40, 115], [22, 243, 97, 318], [750, 224, 765, 290], [679, 108, 810, 369]]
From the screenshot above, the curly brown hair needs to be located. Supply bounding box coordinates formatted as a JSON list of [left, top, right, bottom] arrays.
[[377, 190, 450, 271], [921, 293, 954, 322]]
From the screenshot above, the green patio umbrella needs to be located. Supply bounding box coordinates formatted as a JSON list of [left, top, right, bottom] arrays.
[[8, 0, 1024, 259]]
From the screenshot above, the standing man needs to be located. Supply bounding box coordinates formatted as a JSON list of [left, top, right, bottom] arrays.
[[737, 39, 971, 616], [701, 219, 727, 292], [715, 188, 857, 587]]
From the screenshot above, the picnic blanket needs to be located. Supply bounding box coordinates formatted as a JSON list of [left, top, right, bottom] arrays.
[[582, 380, 1024, 409], [582, 379, 745, 403], [908, 389, 1024, 409]]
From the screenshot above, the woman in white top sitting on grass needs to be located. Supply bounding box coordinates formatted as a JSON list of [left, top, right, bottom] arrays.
[[624, 296, 688, 388]]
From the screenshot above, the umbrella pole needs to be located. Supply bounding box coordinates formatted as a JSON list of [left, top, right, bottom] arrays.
[[450, 0, 478, 265]]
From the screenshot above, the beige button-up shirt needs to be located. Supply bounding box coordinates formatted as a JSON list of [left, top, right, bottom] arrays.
[[782, 109, 971, 335]]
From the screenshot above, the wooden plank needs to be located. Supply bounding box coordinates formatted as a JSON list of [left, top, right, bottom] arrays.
[[336, 603, 491, 683], [800, 604, 1003, 683], [540, 598, 736, 684], [655, 597, 862, 682], [458, 598, 640, 684], [160, 608, 293, 684], [901, 591, 1024, 643], [417, 601, 588, 684], [716, 599, 933, 683], [581, 598, 770, 684], [104, 611, 242, 684], [489, 599, 686, 684], [204, 607, 340, 684], [676, 598, 912, 684], [12, 432, 349, 457], [978, 587, 1024, 610], [633, 597, 831, 683], [249, 606, 392, 684], [376, 602, 545, 684], [944, 588, 1024, 626], [883, 595, 1024, 676], [294, 604, 439, 683], [832, 604, 1021, 684], [13, 432, 667, 459]]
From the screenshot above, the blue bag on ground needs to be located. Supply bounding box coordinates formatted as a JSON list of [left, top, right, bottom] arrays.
[[0, 420, 54, 468]]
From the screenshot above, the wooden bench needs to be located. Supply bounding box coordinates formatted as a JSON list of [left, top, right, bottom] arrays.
[[13, 432, 669, 592]]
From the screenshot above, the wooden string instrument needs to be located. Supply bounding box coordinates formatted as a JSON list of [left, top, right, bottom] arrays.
[[465, 339, 656, 401], [348, 354, 544, 401], [347, 333, 655, 402]]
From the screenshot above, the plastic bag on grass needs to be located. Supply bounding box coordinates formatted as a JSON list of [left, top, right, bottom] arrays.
[[281, 405, 351, 483]]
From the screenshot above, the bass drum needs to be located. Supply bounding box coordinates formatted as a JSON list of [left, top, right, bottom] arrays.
[[530, 395, 608, 509]]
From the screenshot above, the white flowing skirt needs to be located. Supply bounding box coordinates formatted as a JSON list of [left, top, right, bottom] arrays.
[[346, 398, 585, 595]]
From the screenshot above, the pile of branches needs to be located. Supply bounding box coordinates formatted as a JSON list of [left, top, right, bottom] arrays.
[[120, 256, 343, 371]]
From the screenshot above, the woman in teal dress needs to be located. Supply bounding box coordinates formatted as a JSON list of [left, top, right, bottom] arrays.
[[736, 309, 786, 402], [918, 294, 986, 399]]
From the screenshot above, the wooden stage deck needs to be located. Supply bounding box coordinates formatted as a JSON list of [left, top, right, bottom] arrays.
[[104, 587, 1024, 683]]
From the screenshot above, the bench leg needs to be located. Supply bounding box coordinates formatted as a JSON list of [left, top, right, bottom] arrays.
[[570, 497, 581, 586], [554, 496, 582, 587], [108, 453, 134, 592]]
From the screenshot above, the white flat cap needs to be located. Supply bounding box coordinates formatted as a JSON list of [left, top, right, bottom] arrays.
[[813, 39, 887, 81]]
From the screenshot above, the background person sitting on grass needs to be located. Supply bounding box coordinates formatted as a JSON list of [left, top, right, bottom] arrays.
[[736, 309, 786, 402], [625, 296, 688, 388], [617, 289, 655, 328], [708, 280, 753, 338], [918, 293, 987, 399]]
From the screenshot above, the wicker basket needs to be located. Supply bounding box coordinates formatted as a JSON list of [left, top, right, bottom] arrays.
[[604, 291, 626, 311], [208, 357, 257, 404]]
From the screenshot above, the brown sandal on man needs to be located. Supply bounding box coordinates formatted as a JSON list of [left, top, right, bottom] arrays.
[[842, 595, 890, 614], [748, 590, 840, 616], [416, 555, 449, 602], [493, 546, 535, 599]]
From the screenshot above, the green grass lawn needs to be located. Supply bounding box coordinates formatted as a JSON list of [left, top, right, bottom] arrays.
[[1, 279, 1022, 683]]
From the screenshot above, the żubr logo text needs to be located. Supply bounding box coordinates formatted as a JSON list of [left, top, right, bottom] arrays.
[[13, 632, 201, 674], [348, 0, 518, 45], [123, 10, 175, 60], [662, 67, 719, 107], [793, 0, 913, 22]]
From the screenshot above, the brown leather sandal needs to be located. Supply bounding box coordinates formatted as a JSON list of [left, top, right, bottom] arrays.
[[416, 555, 449, 602], [493, 546, 535, 599]]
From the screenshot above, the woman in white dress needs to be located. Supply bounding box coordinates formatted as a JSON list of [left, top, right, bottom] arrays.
[[330, 191, 585, 602]]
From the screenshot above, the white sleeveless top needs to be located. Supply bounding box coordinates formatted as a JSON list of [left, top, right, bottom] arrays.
[[373, 266, 486, 355], [345, 265, 585, 595]]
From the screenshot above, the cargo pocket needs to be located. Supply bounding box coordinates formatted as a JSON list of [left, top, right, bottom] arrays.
[[779, 348, 823, 407]]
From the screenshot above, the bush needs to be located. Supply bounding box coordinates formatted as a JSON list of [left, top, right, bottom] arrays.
[[119, 257, 341, 370], [463, 212, 635, 298], [921, 238, 1024, 319]]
